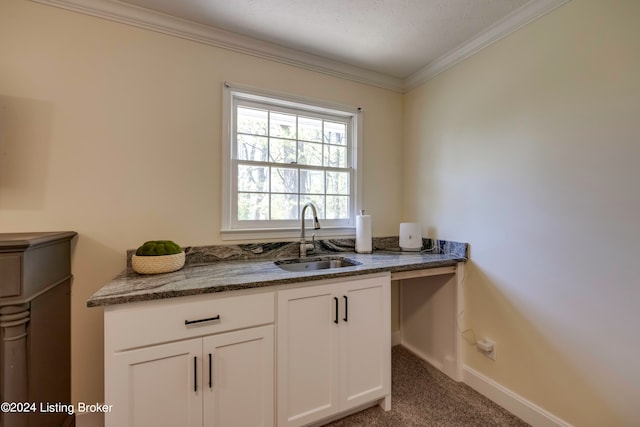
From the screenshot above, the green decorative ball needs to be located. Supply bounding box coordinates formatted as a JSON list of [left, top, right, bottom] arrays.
[[135, 240, 182, 256]]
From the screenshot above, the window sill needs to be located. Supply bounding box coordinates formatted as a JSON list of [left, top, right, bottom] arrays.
[[220, 226, 356, 241]]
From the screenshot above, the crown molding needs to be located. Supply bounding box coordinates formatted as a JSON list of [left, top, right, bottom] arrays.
[[31, 0, 405, 92], [32, 0, 569, 93], [404, 0, 571, 90]]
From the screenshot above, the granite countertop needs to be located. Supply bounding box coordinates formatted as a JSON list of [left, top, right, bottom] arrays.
[[87, 237, 468, 307]]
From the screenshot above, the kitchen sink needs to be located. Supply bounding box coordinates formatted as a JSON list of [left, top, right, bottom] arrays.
[[274, 256, 361, 272]]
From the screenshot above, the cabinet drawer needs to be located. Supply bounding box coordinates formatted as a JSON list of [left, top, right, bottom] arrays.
[[105, 291, 274, 352], [0, 254, 22, 297]]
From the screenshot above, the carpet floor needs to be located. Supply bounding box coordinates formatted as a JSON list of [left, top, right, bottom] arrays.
[[322, 346, 530, 427]]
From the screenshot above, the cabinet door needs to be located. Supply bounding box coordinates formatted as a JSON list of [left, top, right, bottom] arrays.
[[203, 325, 274, 427], [340, 276, 391, 411], [277, 284, 340, 427], [107, 338, 202, 427]]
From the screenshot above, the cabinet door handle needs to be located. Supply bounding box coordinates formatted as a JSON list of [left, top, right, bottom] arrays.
[[343, 295, 348, 322], [194, 356, 198, 392], [185, 315, 220, 325], [333, 297, 339, 324], [208, 353, 213, 388]]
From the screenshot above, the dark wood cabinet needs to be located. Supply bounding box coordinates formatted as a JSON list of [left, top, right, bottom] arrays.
[[0, 231, 76, 427]]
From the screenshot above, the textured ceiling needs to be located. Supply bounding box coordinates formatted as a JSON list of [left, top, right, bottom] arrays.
[[116, 0, 531, 79]]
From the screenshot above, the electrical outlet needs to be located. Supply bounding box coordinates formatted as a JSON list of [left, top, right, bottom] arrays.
[[477, 338, 497, 361]]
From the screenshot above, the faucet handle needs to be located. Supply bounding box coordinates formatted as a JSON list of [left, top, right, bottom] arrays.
[[305, 233, 316, 254], [299, 234, 316, 257]]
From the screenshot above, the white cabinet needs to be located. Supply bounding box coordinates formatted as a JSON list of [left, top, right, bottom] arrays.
[[277, 273, 391, 427], [277, 282, 339, 426], [203, 327, 274, 427], [104, 292, 275, 427], [104, 272, 391, 427], [340, 278, 391, 409], [109, 337, 203, 427]]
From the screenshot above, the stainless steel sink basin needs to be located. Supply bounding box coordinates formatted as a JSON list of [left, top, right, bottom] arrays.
[[274, 256, 361, 272]]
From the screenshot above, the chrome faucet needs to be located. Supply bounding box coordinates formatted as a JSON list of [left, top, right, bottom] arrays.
[[300, 202, 321, 257]]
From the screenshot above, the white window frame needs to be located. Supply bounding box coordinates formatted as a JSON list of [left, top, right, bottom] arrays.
[[221, 83, 363, 240]]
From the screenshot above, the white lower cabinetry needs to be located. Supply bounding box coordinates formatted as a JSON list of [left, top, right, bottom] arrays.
[[105, 292, 275, 427], [277, 273, 391, 427], [104, 273, 391, 427]]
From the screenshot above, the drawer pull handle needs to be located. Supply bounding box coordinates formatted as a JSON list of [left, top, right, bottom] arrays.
[[194, 356, 198, 392], [343, 295, 348, 322], [209, 353, 213, 388], [185, 315, 221, 325], [334, 297, 339, 324]]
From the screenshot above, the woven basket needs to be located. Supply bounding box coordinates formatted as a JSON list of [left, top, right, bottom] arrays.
[[132, 251, 185, 275]]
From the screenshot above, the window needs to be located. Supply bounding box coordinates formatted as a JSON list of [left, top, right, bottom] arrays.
[[222, 84, 362, 239]]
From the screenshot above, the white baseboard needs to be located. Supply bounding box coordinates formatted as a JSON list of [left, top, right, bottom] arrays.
[[392, 330, 401, 346], [463, 365, 572, 427], [399, 341, 464, 381], [75, 412, 104, 427], [401, 341, 444, 372]]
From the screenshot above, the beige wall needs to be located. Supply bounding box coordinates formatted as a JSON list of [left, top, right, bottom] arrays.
[[0, 0, 403, 405], [404, 0, 640, 425]]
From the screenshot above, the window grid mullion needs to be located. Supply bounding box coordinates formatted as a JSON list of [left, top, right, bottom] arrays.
[[236, 160, 350, 174], [267, 109, 272, 220], [296, 115, 300, 216]]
